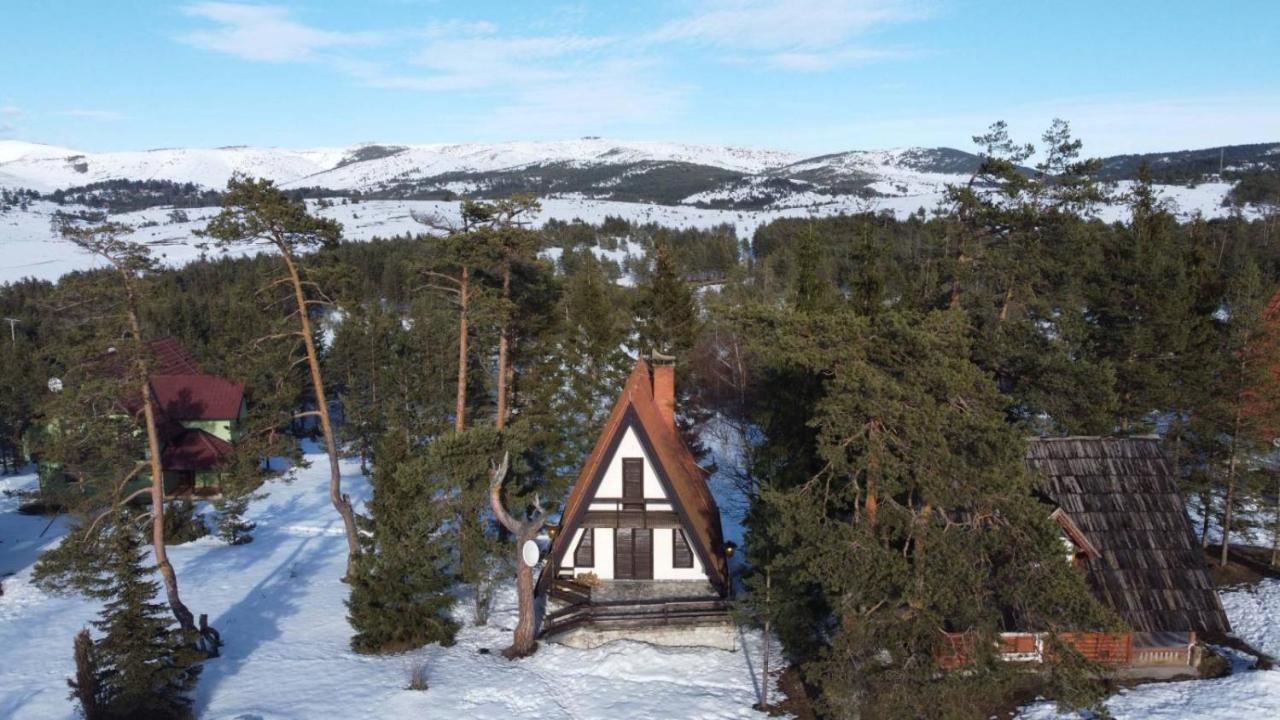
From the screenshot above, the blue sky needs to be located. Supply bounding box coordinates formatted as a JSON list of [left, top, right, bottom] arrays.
[[2, 0, 1277, 156]]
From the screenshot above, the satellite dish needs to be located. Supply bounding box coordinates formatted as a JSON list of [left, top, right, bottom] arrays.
[[47, 377, 63, 393], [521, 540, 540, 568]]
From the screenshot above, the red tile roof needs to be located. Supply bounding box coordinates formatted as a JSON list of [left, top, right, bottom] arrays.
[[148, 337, 202, 375], [161, 429, 234, 472], [538, 358, 727, 594], [150, 374, 245, 421]]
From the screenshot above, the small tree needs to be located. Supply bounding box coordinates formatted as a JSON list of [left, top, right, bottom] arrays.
[[488, 452, 548, 658], [203, 177, 360, 580], [76, 513, 203, 720], [347, 430, 458, 653], [69, 629, 102, 720]]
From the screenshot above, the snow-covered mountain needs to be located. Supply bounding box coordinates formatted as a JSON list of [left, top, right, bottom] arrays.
[[2, 137, 1274, 213], [0, 138, 975, 207]]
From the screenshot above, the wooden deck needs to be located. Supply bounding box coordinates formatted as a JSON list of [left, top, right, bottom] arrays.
[[542, 577, 730, 637]]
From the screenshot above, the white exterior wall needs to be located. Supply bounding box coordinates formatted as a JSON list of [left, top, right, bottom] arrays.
[[652, 527, 706, 580], [589, 427, 672, 512], [556, 423, 710, 583], [565, 527, 615, 579]]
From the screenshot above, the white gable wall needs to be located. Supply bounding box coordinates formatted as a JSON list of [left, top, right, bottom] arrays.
[[557, 423, 707, 583], [591, 426, 668, 506], [653, 528, 706, 580]]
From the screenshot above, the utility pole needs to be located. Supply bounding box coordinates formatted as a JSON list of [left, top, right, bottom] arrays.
[[2, 317, 16, 345]]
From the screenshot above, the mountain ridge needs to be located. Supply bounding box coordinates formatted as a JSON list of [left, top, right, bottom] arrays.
[[1, 138, 1275, 211]]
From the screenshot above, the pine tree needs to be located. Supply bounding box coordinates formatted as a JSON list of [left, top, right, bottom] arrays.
[[634, 242, 699, 356], [347, 430, 458, 653], [733, 305, 1114, 718], [203, 176, 361, 580], [73, 514, 203, 720]]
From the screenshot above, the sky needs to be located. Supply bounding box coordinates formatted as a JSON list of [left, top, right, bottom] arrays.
[[1, 0, 1277, 156]]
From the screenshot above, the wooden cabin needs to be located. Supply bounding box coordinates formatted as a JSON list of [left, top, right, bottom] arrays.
[[941, 437, 1230, 671], [536, 357, 734, 650], [999, 437, 1230, 668], [37, 337, 245, 497]]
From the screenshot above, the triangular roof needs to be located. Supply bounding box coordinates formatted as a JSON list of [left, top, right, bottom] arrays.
[[1026, 436, 1230, 635], [538, 358, 727, 594]]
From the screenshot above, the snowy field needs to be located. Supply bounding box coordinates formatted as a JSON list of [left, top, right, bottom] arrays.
[[0, 453, 780, 720], [3, 448, 1277, 719], [0, 176, 1257, 286]]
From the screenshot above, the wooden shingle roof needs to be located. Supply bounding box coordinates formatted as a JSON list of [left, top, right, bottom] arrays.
[[1026, 437, 1230, 635], [537, 358, 727, 594]]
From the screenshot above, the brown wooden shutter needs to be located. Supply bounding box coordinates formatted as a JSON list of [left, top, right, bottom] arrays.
[[633, 528, 653, 580], [622, 458, 644, 510], [672, 528, 693, 568], [574, 528, 594, 567], [614, 528, 633, 579]]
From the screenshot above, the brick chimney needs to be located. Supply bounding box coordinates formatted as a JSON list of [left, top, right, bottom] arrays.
[[651, 354, 676, 430]]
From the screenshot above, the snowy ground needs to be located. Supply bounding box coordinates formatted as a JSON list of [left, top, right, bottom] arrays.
[[1016, 579, 1280, 719], [0, 172, 1260, 285], [0, 453, 780, 720], [4, 447, 1278, 719]]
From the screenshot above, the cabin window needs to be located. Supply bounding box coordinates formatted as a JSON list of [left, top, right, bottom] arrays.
[[574, 528, 595, 567], [622, 458, 644, 510], [672, 528, 693, 568]]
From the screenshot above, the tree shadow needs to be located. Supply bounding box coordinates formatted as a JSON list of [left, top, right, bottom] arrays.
[[187, 503, 339, 713]]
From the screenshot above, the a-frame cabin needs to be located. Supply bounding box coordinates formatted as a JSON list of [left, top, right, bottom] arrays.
[[536, 356, 734, 650]]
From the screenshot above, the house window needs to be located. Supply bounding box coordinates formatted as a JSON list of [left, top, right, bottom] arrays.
[[622, 458, 644, 510], [574, 528, 594, 567], [673, 528, 693, 568]]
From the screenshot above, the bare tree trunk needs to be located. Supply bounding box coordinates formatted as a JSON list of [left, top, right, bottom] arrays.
[[1272, 471, 1280, 569], [496, 263, 511, 431], [762, 566, 771, 710], [281, 249, 360, 581], [1220, 395, 1244, 568], [489, 453, 547, 658], [1200, 491, 1213, 549], [998, 285, 1014, 324], [455, 265, 470, 433], [124, 289, 196, 634]]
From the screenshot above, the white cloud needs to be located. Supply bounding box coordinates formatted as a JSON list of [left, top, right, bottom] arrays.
[[479, 58, 691, 136], [400, 33, 615, 91], [0, 104, 22, 117], [59, 109, 126, 121], [179, 2, 381, 62], [651, 0, 928, 70], [759, 46, 912, 71]]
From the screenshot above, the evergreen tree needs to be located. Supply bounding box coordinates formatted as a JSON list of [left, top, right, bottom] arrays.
[[634, 242, 699, 356], [347, 430, 458, 653], [203, 176, 361, 580], [72, 513, 202, 720], [733, 305, 1114, 719]]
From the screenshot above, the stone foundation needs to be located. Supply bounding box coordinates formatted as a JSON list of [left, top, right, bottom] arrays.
[[548, 616, 738, 652]]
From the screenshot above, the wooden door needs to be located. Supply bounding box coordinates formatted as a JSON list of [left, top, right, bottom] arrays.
[[622, 458, 644, 510], [614, 527, 653, 579], [633, 528, 653, 579]]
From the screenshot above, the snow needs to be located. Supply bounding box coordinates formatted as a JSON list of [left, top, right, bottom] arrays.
[[0, 452, 781, 720], [0, 139, 798, 195], [1220, 579, 1280, 658], [1016, 579, 1280, 719], [1, 136, 1263, 286], [1017, 663, 1280, 720], [4, 435, 1280, 720]]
